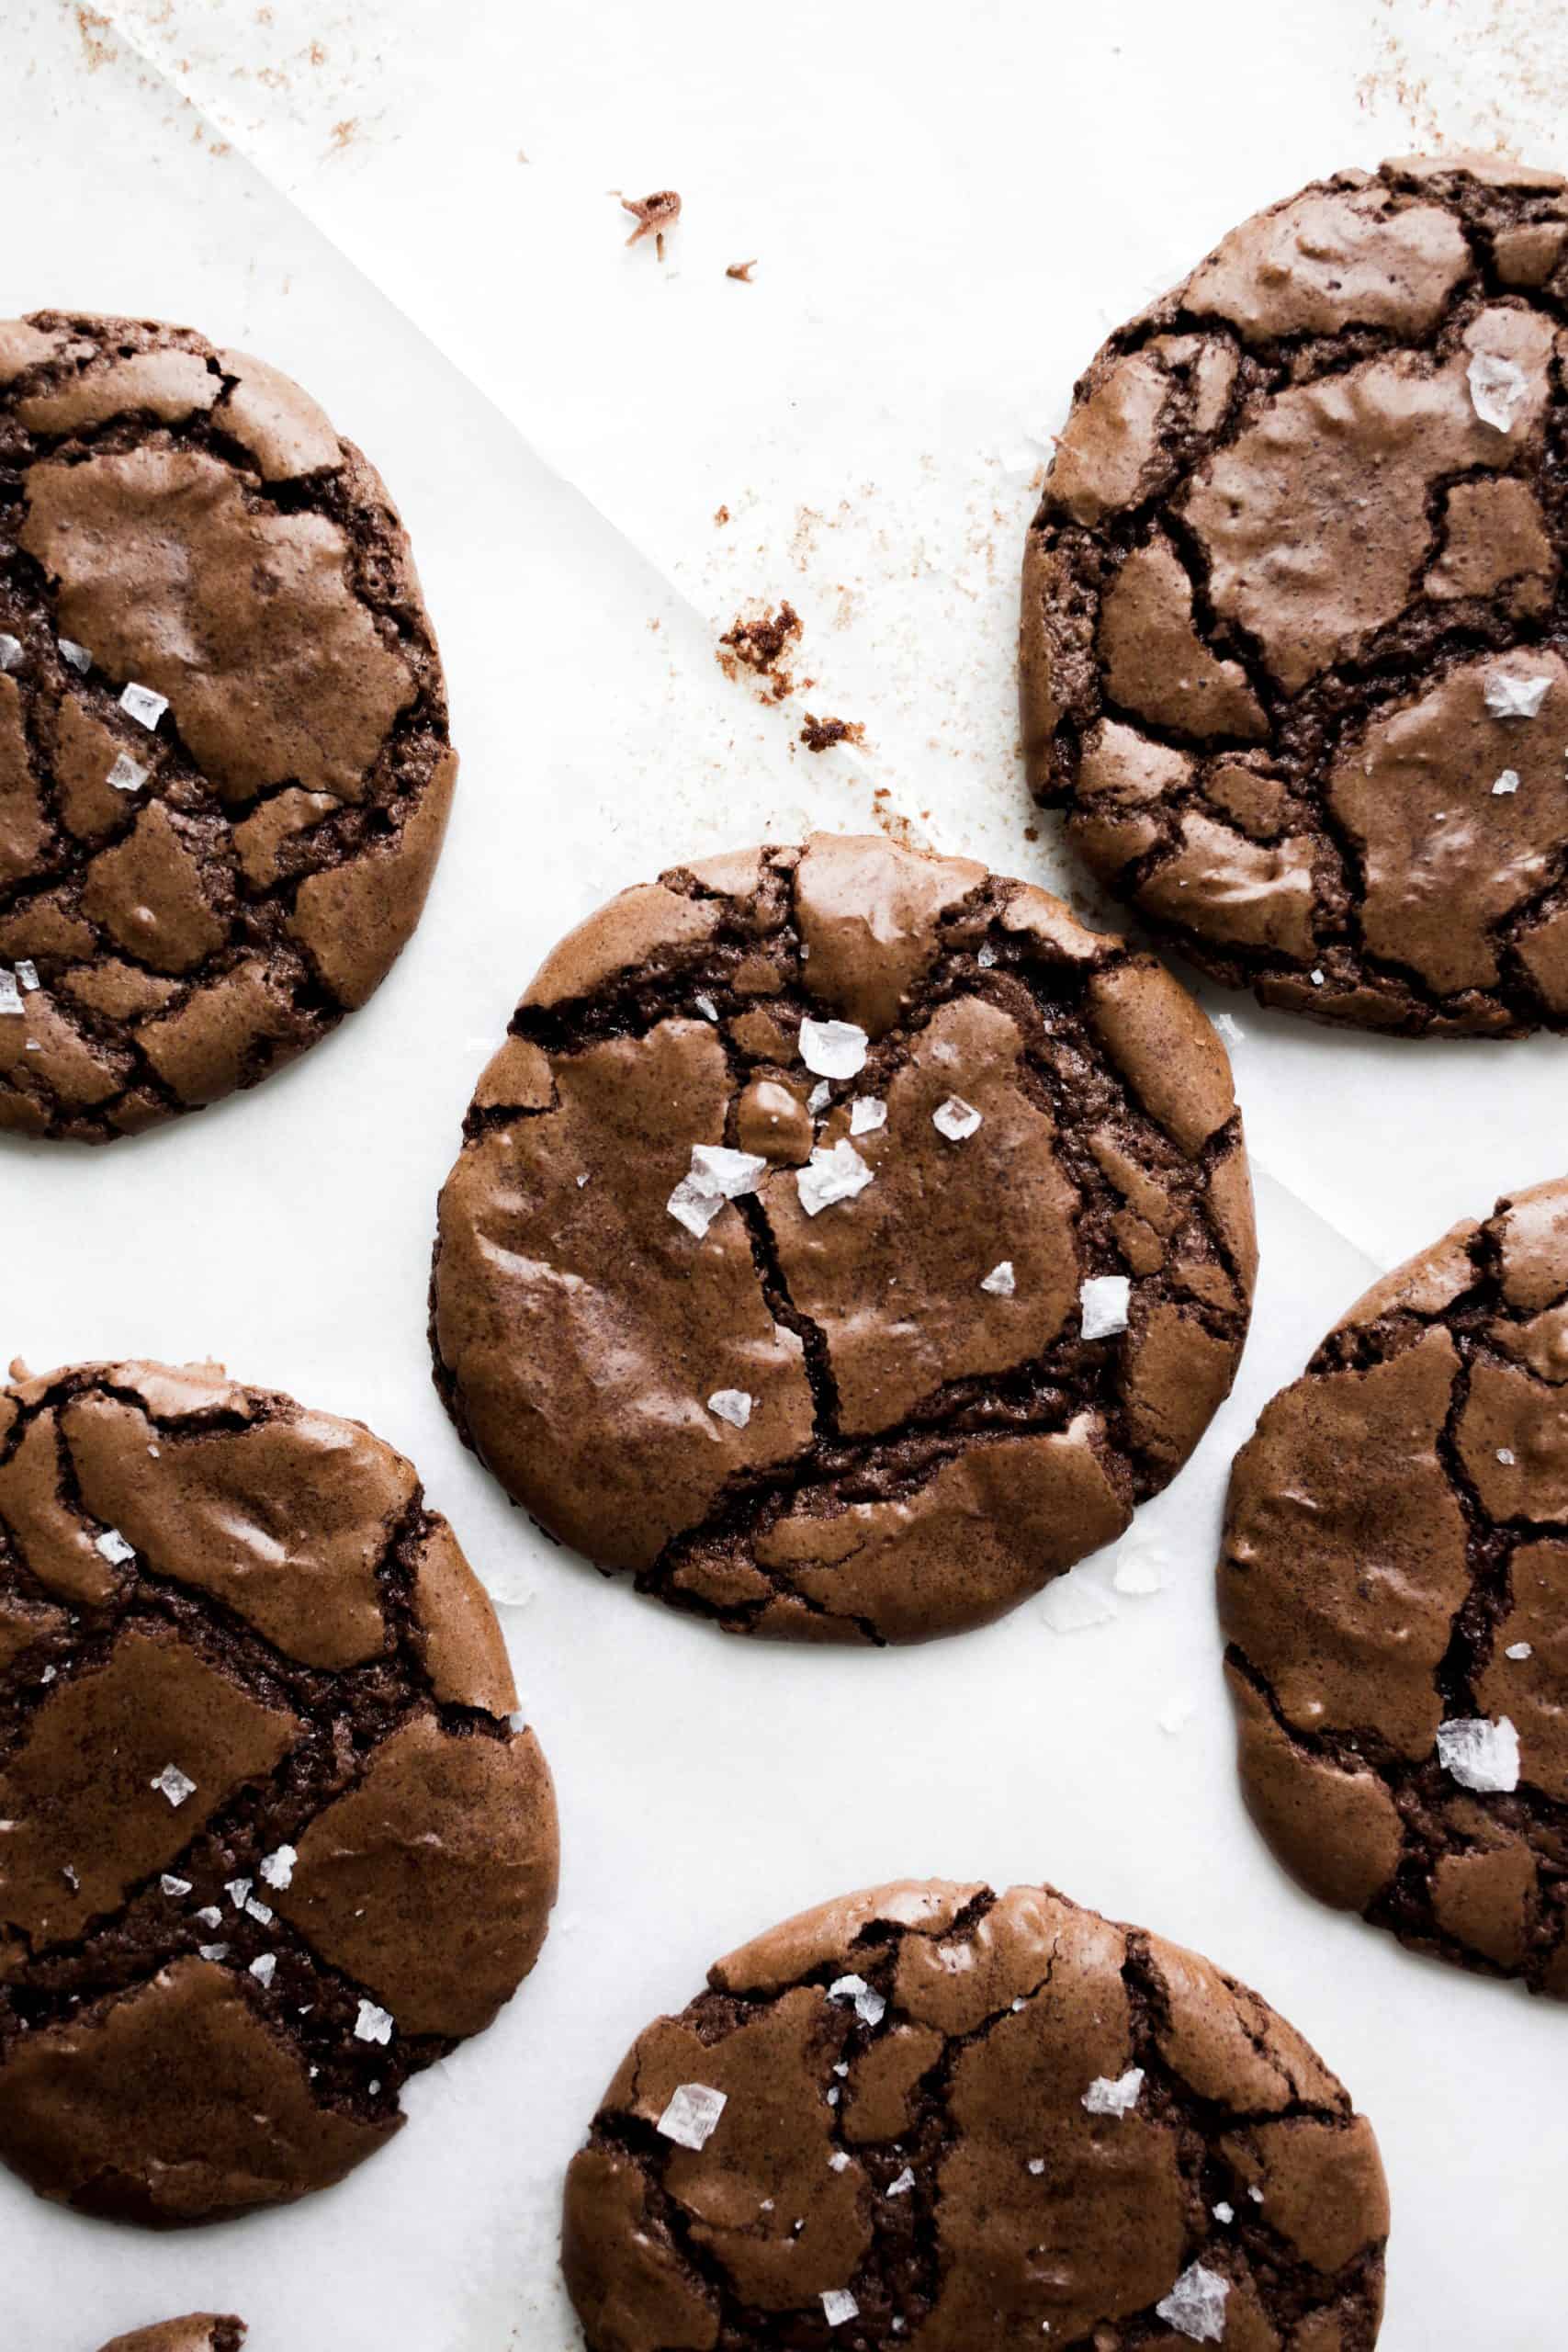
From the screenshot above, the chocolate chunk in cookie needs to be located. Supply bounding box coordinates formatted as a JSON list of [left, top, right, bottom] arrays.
[[431, 834, 1255, 1644], [1022, 153, 1568, 1036], [563, 1878, 1390, 2350], [1224, 1175, 1568, 1995], [0, 1358, 557, 2225], [0, 311, 454, 1140]]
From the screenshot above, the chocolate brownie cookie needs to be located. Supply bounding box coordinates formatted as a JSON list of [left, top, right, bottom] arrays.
[[96, 2322, 244, 2352], [0, 311, 454, 1140], [0, 1358, 558, 2225], [431, 834, 1255, 1644], [562, 1878, 1390, 2351], [1022, 153, 1568, 1035], [1223, 1177, 1568, 1996]]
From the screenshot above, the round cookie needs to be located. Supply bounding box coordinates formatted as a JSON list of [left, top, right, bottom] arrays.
[[1021, 153, 1568, 1036], [0, 1358, 558, 2225], [0, 310, 455, 1140], [562, 1877, 1390, 2351], [431, 832, 1255, 1644], [96, 2323, 244, 2352], [1223, 1177, 1568, 1996]]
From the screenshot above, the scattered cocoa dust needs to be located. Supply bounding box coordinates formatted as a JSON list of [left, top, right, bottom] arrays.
[[717, 602, 804, 702], [73, 6, 114, 69], [620, 189, 682, 261], [871, 788, 931, 853], [799, 713, 865, 754], [329, 117, 358, 152]]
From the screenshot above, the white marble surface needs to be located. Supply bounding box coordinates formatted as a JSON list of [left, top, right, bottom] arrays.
[[0, 2, 1563, 2345]]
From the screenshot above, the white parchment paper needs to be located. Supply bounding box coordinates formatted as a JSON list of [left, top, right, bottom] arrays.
[[0, 3, 1564, 2345]]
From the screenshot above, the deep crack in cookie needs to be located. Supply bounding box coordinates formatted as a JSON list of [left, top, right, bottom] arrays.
[[0, 311, 454, 1140], [1222, 1176, 1568, 1996], [562, 1878, 1389, 2350], [1021, 153, 1568, 1036], [430, 834, 1256, 1645], [0, 1358, 557, 2225]]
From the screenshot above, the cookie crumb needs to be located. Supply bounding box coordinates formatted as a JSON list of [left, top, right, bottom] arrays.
[[726, 259, 757, 282], [714, 504, 730, 526], [800, 712, 866, 753], [717, 602, 803, 702], [619, 188, 681, 261]]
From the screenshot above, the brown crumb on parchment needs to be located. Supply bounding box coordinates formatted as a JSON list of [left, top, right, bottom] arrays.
[[726, 260, 757, 282], [620, 189, 682, 261], [714, 505, 730, 526], [800, 713, 865, 754], [717, 602, 804, 702]]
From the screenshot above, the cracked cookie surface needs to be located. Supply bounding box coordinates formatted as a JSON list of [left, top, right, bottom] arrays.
[[0, 311, 454, 1141], [562, 1877, 1389, 2352], [1021, 153, 1568, 1036], [96, 2321, 245, 2352], [0, 1357, 558, 2225], [430, 833, 1256, 1645], [1222, 1176, 1568, 1996]]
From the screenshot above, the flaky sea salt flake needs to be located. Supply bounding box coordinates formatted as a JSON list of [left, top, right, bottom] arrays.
[[1156, 2261, 1230, 2343], [1041, 1573, 1117, 1634], [1437, 1714, 1519, 1792], [976, 943, 998, 968], [887, 2166, 915, 2196], [1027, 2155, 1045, 2175], [95, 1527, 135, 1565], [107, 752, 147, 794], [1079, 1274, 1130, 1340], [0, 634, 21, 673], [1485, 670, 1551, 720], [850, 1095, 886, 1136], [708, 1387, 753, 1429], [245, 1896, 273, 1926], [355, 1999, 395, 2045], [197, 1906, 222, 1928], [1506, 1641, 1533, 1661], [1213, 1012, 1244, 1044], [829, 1973, 886, 2027], [808, 1080, 830, 1114], [980, 1260, 1015, 1297], [15, 961, 38, 992], [667, 1141, 768, 1237], [249, 1953, 277, 1987], [1492, 768, 1521, 797], [1497, 1447, 1516, 1465], [119, 680, 169, 729], [799, 1017, 868, 1079], [1213, 2200, 1235, 2223], [798, 1138, 874, 1216], [259, 1845, 297, 1890], [821, 2291, 859, 2329], [694, 994, 718, 1022], [932, 1094, 981, 1141], [1082, 2067, 1144, 2118], [1113, 1538, 1168, 1596], [829, 2151, 851, 2172], [160, 1873, 191, 1897], [197, 1942, 230, 1962], [0, 971, 20, 1017], [225, 1878, 253, 1910], [58, 639, 90, 673], [151, 1762, 195, 1807], [1467, 349, 1529, 433], [658, 2081, 727, 2150]]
